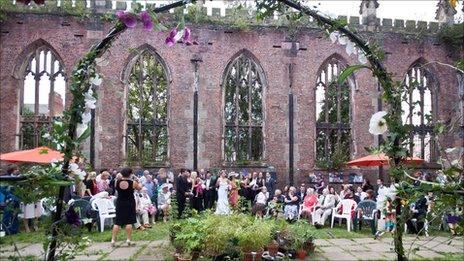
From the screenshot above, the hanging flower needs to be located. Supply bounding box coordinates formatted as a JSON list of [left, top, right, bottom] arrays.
[[140, 11, 153, 31], [90, 74, 102, 86], [81, 111, 92, 124], [165, 26, 197, 46], [338, 36, 348, 45], [17, 0, 45, 5], [116, 11, 137, 28], [84, 90, 96, 110], [76, 123, 88, 138], [329, 31, 339, 44], [358, 51, 368, 64], [369, 111, 388, 135], [65, 206, 81, 228], [345, 41, 356, 56]]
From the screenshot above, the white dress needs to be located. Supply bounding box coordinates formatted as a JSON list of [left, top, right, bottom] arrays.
[[215, 179, 230, 215]]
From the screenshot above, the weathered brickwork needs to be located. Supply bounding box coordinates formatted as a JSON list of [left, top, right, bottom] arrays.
[[0, 13, 461, 187]]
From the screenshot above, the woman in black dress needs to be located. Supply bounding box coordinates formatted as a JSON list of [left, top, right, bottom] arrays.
[[111, 168, 142, 247]]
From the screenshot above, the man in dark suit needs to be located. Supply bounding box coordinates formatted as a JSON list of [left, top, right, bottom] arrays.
[[297, 183, 307, 203], [265, 172, 276, 200], [176, 169, 191, 218], [203, 171, 215, 209]]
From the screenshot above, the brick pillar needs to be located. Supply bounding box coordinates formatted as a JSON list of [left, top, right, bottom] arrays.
[[359, 0, 379, 26], [435, 0, 456, 25]]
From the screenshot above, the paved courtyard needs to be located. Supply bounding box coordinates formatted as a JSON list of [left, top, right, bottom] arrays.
[[1, 236, 462, 260]]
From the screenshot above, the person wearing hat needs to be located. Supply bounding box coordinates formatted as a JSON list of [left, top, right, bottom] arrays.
[[157, 183, 172, 222]]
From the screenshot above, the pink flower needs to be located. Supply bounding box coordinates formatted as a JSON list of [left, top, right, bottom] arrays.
[[165, 29, 177, 47], [140, 11, 153, 31], [165, 26, 198, 47], [116, 11, 137, 28]]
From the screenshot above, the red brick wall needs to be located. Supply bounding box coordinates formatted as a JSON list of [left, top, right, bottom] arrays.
[[0, 13, 461, 187]]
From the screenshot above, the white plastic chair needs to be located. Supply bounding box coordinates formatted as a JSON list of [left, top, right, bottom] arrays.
[[331, 199, 357, 232], [91, 198, 116, 232]]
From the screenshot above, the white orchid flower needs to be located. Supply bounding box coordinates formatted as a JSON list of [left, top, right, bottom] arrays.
[[445, 147, 457, 154], [84, 90, 97, 110], [329, 31, 339, 44], [82, 111, 92, 124], [91, 74, 102, 86], [76, 123, 88, 138], [345, 41, 356, 56], [358, 52, 368, 64], [338, 36, 348, 45], [42, 133, 51, 139], [369, 111, 388, 135], [174, 29, 184, 42]]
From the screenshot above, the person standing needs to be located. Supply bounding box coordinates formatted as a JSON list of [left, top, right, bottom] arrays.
[[265, 172, 276, 200], [176, 170, 191, 218], [111, 168, 142, 247], [203, 171, 215, 209], [215, 170, 231, 215]]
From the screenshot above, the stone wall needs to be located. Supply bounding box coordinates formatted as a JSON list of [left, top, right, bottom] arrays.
[[0, 11, 461, 187]]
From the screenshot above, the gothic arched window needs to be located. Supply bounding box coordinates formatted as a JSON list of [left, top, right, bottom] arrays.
[[125, 49, 169, 166], [402, 62, 436, 162], [19, 47, 66, 149], [223, 52, 264, 163], [315, 56, 352, 167]]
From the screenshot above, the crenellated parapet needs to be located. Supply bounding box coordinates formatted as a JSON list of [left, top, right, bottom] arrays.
[[2, 0, 457, 34]]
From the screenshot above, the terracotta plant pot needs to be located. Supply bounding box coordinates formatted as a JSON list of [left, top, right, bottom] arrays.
[[244, 250, 263, 261], [304, 241, 316, 253], [296, 249, 307, 260], [176, 255, 193, 261], [268, 242, 279, 257]]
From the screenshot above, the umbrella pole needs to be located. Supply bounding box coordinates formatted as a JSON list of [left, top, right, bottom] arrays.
[[378, 165, 384, 183]]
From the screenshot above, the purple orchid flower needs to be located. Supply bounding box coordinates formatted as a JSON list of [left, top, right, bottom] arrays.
[[140, 11, 153, 31], [116, 11, 137, 28], [65, 206, 81, 228], [165, 28, 177, 47]]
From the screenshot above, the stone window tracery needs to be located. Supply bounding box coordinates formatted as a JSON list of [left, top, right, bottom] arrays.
[[315, 56, 352, 167], [19, 47, 66, 149], [223, 53, 264, 163], [402, 62, 437, 162], [125, 49, 169, 166]]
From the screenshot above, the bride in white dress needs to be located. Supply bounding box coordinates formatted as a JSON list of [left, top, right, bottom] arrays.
[[215, 171, 231, 215]]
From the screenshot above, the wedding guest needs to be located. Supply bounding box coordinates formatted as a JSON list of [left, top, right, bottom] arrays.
[[297, 183, 306, 203], [176, 169, 191, 219], [203, 171, 215, 209], [252, 187, 269, 218], [406, 195, 427, 234], [191, 171, 204, 212], [240, 175, 252, 202], [265, 172, 276, 200], [21, 201, 42, 233], [376, 178, 387, 197], [284, 187, 299, 221], [313, 188, 336, 228], [84, 172, 98, 196], [97, 171, 110, 193], [134, 187, 155, 230], [158, 184, 172, 222], [111, 168, 142, 247], [355, 186, 367, 201], [314, 176, 325, 195], [300, 188, 318, 221], [362, 179, 374, 192], [229, 173, 239, 208], [139, 170, 150, 185]]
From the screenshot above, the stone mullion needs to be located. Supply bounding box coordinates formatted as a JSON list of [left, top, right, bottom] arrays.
[[323, 67, 329, 158], [336, 62, 342, 152], [234, 59, 240, 161], [49, 54, 56, 139], [247, 59, 252, 161], [152, 57, 159, 162], [137, 55, 144, 165], [33, 50, 41, 148]]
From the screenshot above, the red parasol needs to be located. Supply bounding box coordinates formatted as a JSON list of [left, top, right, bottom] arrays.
[[0, 146, 63, 164], [346, 153, 424, 167]]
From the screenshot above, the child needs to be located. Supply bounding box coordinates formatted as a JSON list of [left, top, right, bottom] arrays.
[[375, 197, 396, 239]]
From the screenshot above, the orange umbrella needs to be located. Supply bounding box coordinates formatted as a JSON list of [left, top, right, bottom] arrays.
[[0, 146, 63, 164], [346, 153, 424, 167]]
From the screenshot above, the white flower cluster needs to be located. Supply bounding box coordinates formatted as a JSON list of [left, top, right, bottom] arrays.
[[329, 31, 368, 64], [70, 162, 86, 180], [77, 75, 102, 138], [369, 111, 388, 135]]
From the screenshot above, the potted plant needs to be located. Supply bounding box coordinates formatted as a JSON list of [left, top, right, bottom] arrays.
[[267, 239, 279, 257], [237, 220, 272, 261], [304, 236, 316, 253]]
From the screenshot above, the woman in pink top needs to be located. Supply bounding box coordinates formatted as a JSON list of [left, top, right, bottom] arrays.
[[300, 188, 318, 221]]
